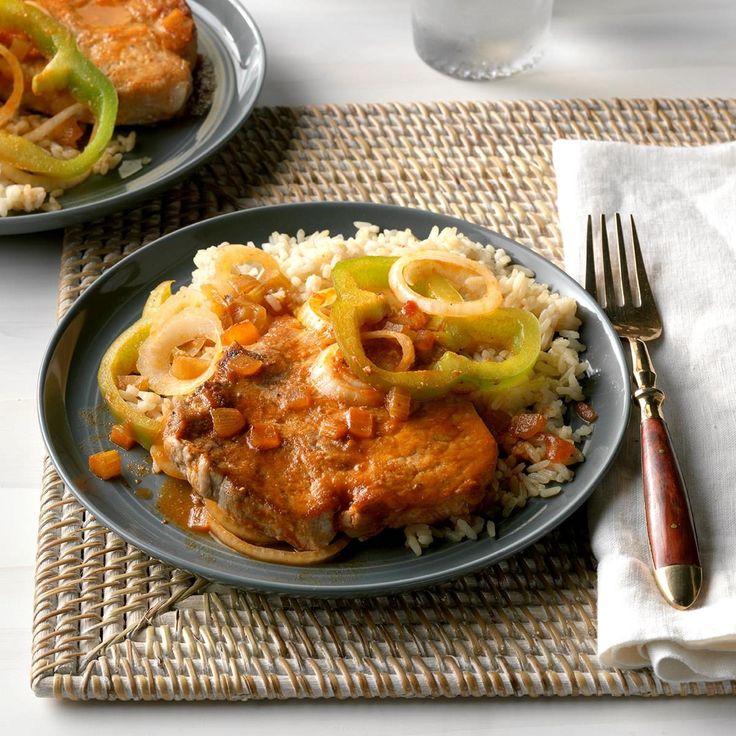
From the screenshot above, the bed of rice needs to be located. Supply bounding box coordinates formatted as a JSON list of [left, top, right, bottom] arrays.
[[0, 111, 142, 217], [128, 223, 594, 555]]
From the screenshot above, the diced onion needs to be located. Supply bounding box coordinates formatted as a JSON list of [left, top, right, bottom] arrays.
[[386, 386, 411, 421], [361, 330, 415, 372], [208, 513, 349, 565], [137, 308, 222, 395], [0, 43, 24, 128], [310, 344, 384, 407], [388, 250, 502, 317]]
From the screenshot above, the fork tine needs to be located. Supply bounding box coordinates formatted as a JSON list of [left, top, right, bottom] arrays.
[[600, 214, 616, 308], [615, 213, 634, 305], [585, 215, 597, 298], [630, 215, 659, 316]]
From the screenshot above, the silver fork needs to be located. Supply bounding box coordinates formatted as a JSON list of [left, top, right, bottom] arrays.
[[586, 214, 702, 610]]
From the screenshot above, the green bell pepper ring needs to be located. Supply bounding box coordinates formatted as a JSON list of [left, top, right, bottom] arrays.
[[0, 0, 118, 178], [434, 308, 541, 384], [97, 282, 174, 449], [331, 257, 461, 399], [330, 256, 541, 400], [141, 280, 174, 319], [97, 318, 159, 449], [421, 270, 541, 384]]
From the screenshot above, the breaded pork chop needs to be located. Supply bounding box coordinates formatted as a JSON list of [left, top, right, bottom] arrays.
[[0, 0, 196, 125], [163, 316, 499, 551]]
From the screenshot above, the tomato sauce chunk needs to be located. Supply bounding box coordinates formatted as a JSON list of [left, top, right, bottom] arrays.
[[508, 412, 547, 440], [543, 434, 577, 465]]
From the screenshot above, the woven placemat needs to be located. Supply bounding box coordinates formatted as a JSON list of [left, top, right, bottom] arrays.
[[33, 98, 736, 700]]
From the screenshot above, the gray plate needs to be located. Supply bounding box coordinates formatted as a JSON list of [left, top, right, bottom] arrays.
[[0, 0, 265, 235], [38, 202, 630, 597]]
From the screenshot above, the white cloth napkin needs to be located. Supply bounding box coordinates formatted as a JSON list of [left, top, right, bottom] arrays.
[[552, 139, 736, 683]]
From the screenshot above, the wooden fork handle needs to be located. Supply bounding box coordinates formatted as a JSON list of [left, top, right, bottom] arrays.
[[630, 339, 702, 609]]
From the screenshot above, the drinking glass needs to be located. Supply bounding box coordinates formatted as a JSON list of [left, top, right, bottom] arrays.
[[411, 0, 554, 80]]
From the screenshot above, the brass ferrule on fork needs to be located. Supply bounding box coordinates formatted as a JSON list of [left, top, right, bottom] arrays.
[[629, 338, 664, 420]]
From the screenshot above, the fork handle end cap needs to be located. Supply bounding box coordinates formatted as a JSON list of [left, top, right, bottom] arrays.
[[654, 564, 703, 610]]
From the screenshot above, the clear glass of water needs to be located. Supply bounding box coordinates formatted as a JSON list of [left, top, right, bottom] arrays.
[[411, 0, 554, 80]]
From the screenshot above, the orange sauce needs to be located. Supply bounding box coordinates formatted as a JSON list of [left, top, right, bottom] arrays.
[[135, 487, 152, 500], [157, 477, 206, 533]]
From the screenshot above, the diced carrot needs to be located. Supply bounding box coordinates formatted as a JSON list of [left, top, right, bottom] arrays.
[[346, 406, 375, 439], [187, 504, 210, 533], [543, 434, 578, 465], [320, 414, 348, 440], [109, 423, 136, 450], [89, 450, 122, 480], [386, 386, 411, 421], [170, 354, 210, 380], [508, 412, 547, 440], [574, 401, 598, 424], [211, 407, 246, 438], [248, 422, 282, 450], [227, 353, 264, 377], [482, 409, 512, 440], [223, 320, 261, 347], [283, 391, 313, 411]]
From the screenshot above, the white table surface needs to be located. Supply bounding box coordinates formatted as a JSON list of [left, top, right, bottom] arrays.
[[1, 0, 735, 732]]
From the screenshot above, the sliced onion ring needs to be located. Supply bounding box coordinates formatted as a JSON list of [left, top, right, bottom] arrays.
[[0, 43, 24, 128], [310, 344, 384, 407], [148, 286, 216, 332], [296, 287, 336, 334], [204, 243, 284, 296], [137, 307, 222, 395], [208, 513, 349, 565], [388, 250, 502, 317], [361, 330, 415, 372], [203, 499, 272, 545]]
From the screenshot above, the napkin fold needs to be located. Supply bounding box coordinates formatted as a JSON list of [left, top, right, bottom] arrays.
[[552, 139, 736, 683]]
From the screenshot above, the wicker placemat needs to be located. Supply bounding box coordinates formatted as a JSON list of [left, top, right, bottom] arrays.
[[33, 98, 736, 700]]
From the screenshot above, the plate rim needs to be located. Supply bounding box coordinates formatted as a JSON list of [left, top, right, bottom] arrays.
[[37, 201, 631, 597], [0, 0, 266, 236]]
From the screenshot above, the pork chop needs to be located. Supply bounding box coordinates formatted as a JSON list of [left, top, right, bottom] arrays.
[[0, 0, 196, 125], [162, 316, 499, 551]]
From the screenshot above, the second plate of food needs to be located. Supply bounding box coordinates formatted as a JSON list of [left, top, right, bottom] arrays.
[[39, 202, 630, 596], [0, 0, 265, 235]]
